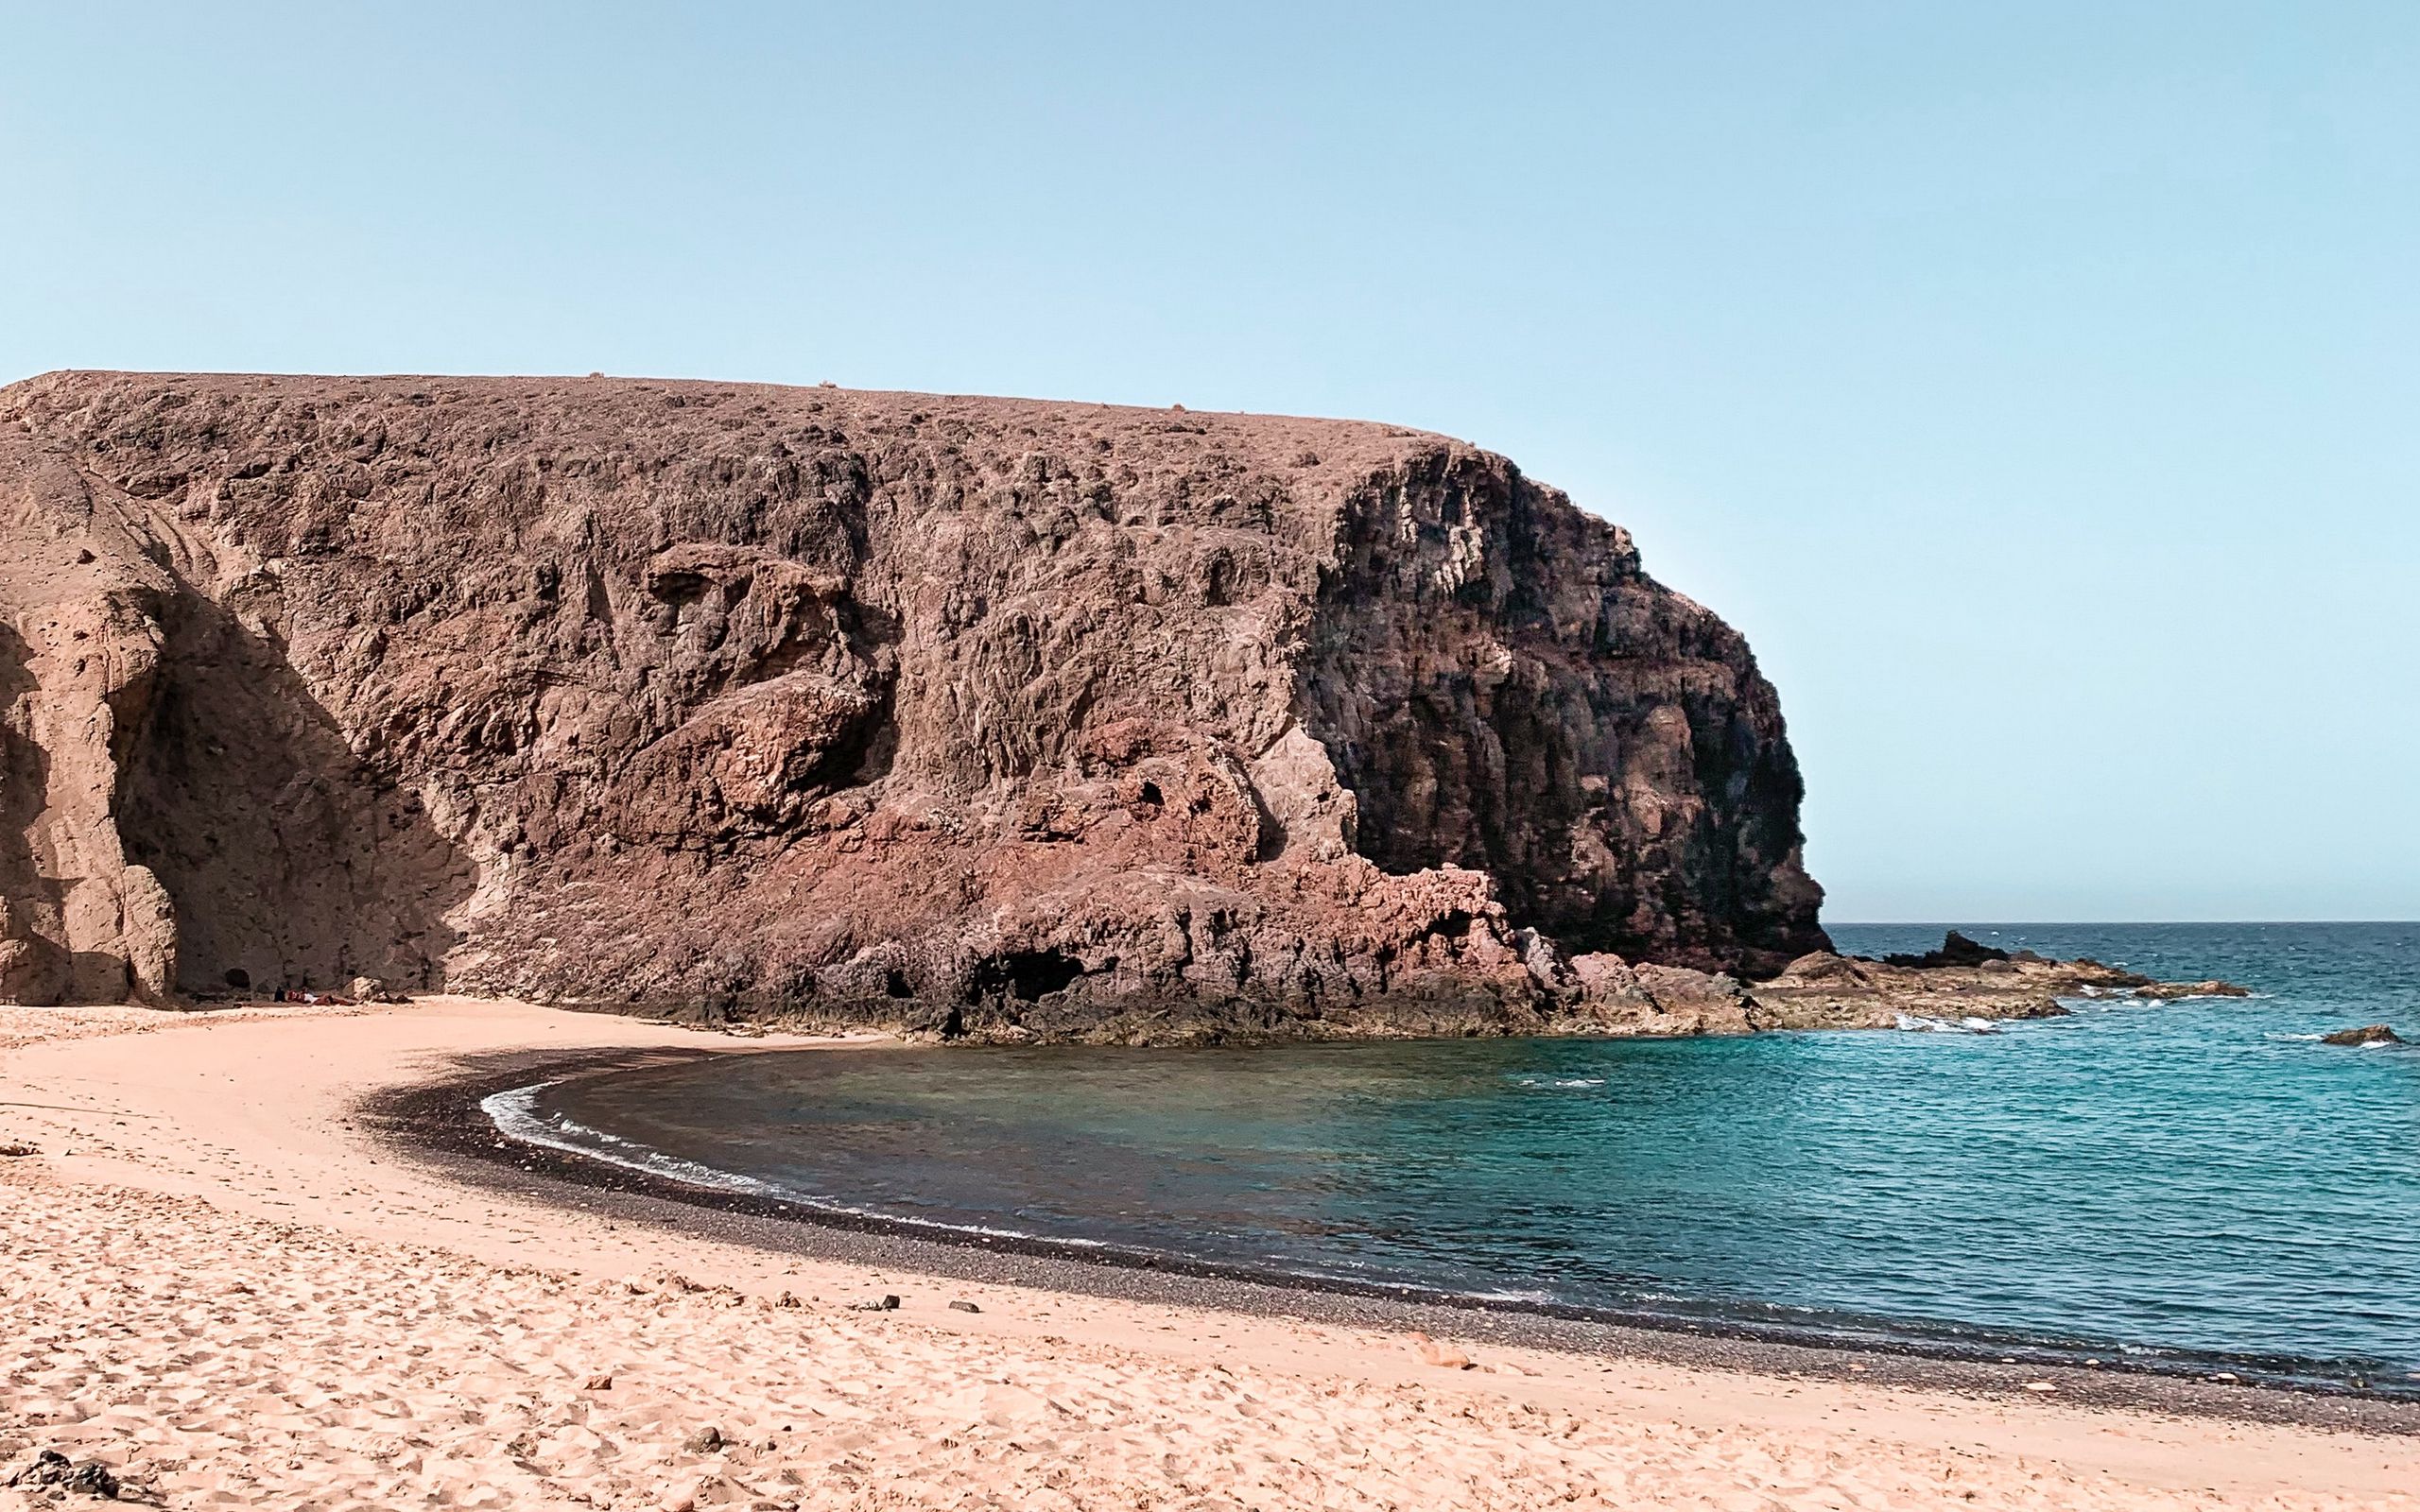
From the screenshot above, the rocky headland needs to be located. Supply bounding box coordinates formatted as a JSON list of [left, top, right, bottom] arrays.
[[0, 373, 2236, 1042], [1747, 931, 2249, 1033]]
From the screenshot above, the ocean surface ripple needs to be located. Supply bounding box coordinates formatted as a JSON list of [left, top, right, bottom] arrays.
[[508, 923, 2420, 1391]]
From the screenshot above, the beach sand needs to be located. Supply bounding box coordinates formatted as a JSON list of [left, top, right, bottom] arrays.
[[1, 999, 2411, 1510]]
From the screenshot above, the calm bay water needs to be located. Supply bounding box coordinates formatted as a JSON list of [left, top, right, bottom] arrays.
[[510, 923, 2420, 1389]]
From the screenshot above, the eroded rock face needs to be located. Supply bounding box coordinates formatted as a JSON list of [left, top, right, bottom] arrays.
[[0, 438, 182, 1005], [0, 372, 1828, 1029]]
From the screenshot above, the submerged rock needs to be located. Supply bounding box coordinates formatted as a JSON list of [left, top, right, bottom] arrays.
[[2132, 979, 2253, 1001]]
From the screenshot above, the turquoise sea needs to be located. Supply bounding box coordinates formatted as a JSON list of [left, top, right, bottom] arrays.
[[501, 923, 2420, 1391]]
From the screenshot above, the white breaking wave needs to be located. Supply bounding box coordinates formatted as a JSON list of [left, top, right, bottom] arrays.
[[1893, 1013, 2003, 1035], [480, 1083, 783, 1195], [479, 1082, 1112, 1248], [2259, 1032, 2406, 1047]]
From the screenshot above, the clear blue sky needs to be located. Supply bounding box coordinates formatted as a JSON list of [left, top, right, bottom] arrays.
[[5, 3, 2412, 920]]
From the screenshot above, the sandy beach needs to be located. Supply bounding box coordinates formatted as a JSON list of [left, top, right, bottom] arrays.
[[2, 999, 2413, 1510]]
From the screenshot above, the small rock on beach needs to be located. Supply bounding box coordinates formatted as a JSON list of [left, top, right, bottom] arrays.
[[7, 1448, 121, 1498]]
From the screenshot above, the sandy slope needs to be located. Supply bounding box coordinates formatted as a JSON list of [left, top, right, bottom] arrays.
[[0, 999, 2411, 1510]]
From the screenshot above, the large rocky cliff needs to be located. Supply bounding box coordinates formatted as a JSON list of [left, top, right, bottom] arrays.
[[0, 372, 1826, 1036]]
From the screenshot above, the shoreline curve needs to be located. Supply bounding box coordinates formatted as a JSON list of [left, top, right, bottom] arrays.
[[7, 996, 2418, 1509], [384, 1036, 2420, 1431]]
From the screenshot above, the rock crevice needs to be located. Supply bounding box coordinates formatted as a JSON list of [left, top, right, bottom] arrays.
[[0, 372, 1828, 1030]]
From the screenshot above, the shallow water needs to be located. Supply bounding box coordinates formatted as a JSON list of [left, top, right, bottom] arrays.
[[513, 923, 2420, 1390]]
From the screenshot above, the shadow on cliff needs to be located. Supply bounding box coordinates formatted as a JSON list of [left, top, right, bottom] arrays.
[[0, 621, 46, 885], [0, 620, 71, 1002], [1297, 462, 1829, 976], [113, 592, 475, 998]]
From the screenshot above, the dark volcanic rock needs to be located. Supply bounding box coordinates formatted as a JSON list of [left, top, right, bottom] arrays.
[[2321, 1024, 2403, 1046], [1882, 929, 2008, 969], [0, 371, 1826, 1034], [8, 1449, 119, 1499]]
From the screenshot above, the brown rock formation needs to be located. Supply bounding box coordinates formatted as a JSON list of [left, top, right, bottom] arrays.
[[2320, 1024, 2402, 1047], [0, 440, 181, 1005], [2130, 979, 2252, 1002], [0, 371, 1827, 1034], [1750, 936, 2250, 1030]]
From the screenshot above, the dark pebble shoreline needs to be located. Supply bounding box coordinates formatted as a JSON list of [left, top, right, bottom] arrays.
[[365, 1043, 2420, 1439]]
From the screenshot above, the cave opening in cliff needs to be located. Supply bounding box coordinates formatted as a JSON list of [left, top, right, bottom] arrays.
[[977, 949, 1086, 1003]]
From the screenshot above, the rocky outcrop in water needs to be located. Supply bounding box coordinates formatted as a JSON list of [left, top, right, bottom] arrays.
[[1748, 936, 2250, 1030], [0, 371, 1828, 1034], [2321, 1024, 2402, 1047]]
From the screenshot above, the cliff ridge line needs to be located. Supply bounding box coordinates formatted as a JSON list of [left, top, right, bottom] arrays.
[[0, 370, 1826, 1037]]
